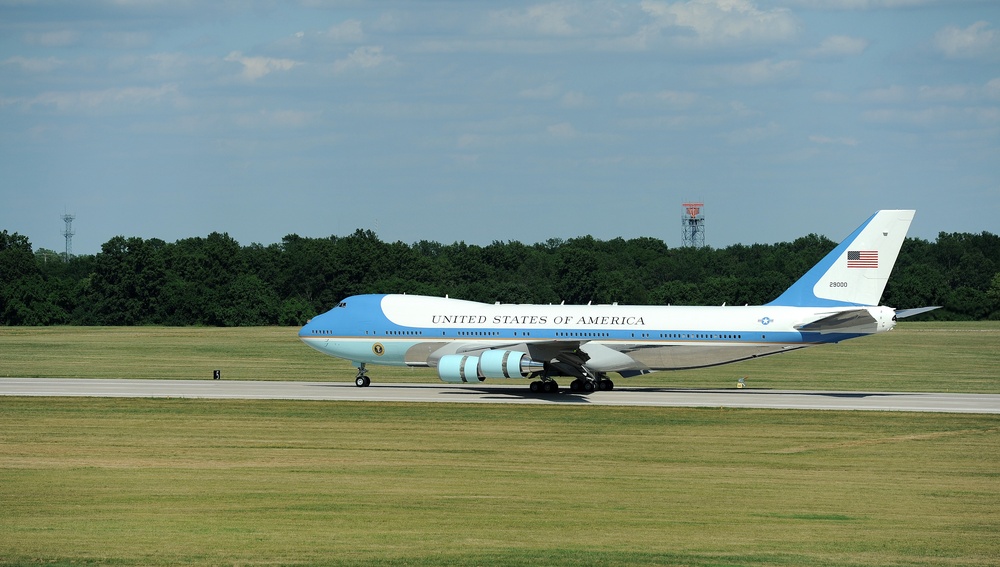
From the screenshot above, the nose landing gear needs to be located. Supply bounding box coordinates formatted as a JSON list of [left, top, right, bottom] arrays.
[[354, 363, 371, 387]]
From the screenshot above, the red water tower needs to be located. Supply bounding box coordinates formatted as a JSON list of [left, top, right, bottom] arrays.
[[681, 202, 705, 247]]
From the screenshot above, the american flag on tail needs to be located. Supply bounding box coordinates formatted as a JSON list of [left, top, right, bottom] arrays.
[[847, 250, 878, 269]]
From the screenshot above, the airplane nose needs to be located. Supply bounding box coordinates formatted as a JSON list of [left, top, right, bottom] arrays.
[[299, 311, 331, 340], [298, 319, 315, 339]]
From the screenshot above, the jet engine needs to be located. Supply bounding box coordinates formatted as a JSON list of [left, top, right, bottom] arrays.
[[478, 349, 543, 379], [437, 350, 544, 383], [437, 354, 483, 383]]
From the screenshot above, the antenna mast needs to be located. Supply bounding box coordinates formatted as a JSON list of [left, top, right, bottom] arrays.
[[62, 213, 75, 262]]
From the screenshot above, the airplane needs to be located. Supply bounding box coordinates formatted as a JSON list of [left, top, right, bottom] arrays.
[[299, 210, 937, 393]]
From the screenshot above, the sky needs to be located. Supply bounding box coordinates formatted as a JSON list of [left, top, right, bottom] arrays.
[[1, 0, 998, 256]]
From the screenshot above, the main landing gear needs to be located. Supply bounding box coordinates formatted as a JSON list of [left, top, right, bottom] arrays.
[[527, 373, 615, 394], [528, 379, 559, 394], [354, 363, 371, 387], [568, 377, 614, 392]]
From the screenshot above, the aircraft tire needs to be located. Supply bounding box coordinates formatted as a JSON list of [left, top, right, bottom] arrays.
[[529, 381, 542, 393], [582, 381, 595, 393], [355, 376, 370, 388]]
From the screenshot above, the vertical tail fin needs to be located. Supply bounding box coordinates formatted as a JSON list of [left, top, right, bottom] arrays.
[[767, 210, 914, 307]]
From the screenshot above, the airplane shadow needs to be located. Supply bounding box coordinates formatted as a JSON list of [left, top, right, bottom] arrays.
[[614, 388, 907, 399], [308, 382, 597, 403], [308, 382, 911, 401], [449, 387, 597, 403]]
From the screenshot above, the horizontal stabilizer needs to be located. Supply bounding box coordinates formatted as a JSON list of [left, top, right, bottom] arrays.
[[795, 309, 876, 333], [895, 306, 941, 319]]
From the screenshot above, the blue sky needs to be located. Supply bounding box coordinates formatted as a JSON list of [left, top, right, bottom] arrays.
[[2, 0, 998, 255]]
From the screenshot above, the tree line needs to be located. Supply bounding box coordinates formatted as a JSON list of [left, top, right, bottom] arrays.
[[2, 228, 998, 326]]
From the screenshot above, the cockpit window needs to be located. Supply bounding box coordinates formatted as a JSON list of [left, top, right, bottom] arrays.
[[337, 302, 347, 308]]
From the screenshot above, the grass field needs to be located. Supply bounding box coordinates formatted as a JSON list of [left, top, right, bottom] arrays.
[[1, 398, 998, 566], [1, 322, 998, 392], [1, 323, 998, 565]]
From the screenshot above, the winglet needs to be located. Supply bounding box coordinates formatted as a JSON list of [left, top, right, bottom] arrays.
[[767, 210, 915, 308]]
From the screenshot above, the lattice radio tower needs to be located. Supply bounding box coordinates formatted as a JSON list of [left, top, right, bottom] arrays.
[[62, 213, 75, 262], [681, 202, 705, 248]]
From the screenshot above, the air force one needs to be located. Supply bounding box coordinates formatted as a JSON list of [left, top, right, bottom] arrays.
[[299, 210, 937, 393]]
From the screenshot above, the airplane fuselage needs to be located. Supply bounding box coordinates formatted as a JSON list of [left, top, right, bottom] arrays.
[[299, 294, 897, 374]]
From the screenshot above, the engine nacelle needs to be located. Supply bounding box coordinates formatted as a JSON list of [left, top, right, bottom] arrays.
[[478, 349, 542, 379], [437, 354, 483, 383]]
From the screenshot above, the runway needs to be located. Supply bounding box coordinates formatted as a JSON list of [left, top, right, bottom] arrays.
[[1, 378, 998, 413]]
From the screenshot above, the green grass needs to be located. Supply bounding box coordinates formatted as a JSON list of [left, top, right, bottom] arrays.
[[1, 398, 998, 566], [1, 322, 997, 392]]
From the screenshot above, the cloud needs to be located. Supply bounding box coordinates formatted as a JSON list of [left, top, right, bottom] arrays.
[[2, 55, 64, 73], [24, 84, 182, 113], [987, 78, 1000, 99], [784, 0, 954, 8], [856, 78, 1000, 129], [287, 19, 365, 48], [519, 83, 561, 99], [640, 0, 799, 48], [560, 91, 593, 108], [861, 85, 908, 103], [326, 20, 364, 43], [860, 77, 1000, 106], [918, 84, 973, 102], [918, 78, 1000, 102], [23, 30, 80, 47], [101, 31, 154, 50], [547, 121, 578, 138], [332, 46, 395, 74], [808, 35, 869, 57], [516, 84, 593, 107], [862, 106, 965, 127], [225, 51, 301, 80], [489, 3, 580, 36], [713, 58, 800, 85], [233, 109, 321, 129], [724, 121, 781, 144], [813, 90, 850, 104], [809, 134, 859, 146], [486, 2, 632, 38], [618, 90, 700, 107], [934, 21, 998, 59]]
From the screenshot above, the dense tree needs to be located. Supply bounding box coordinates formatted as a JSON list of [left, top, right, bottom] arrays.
[[987, 273, 1000, 320], [1, 232, 44, 325], [86, 236, 166, 325], [1, 227, 997, 326]]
